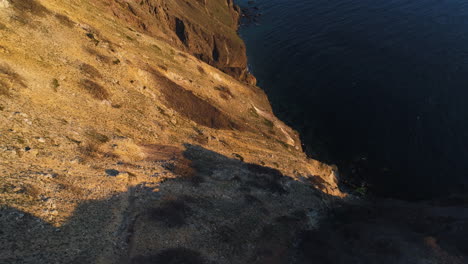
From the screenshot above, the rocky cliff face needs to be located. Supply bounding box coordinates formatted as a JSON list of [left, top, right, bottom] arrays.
[[0, 0, 340, 263], [107, 0, 255, 84]]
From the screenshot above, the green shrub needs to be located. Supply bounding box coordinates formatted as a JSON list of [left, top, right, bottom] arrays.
[[51, 78, 59, 92]]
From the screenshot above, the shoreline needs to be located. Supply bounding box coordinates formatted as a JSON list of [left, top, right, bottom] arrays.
[[233, 0, 468, 201]]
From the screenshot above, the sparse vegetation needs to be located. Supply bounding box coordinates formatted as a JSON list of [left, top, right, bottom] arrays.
[[85, 33, 100, 46], [0, 64, 27, 88], [232, 153, 244, 161], [79, 79, 109, 100], [275, 139, 290, 149], [150, 44, 162, 56], [84, 47, 112, 64], [54, 13, 74, 27], [0, 80, 10, 97], [10, 0, 51, 17], [151, 70, 238, 129], [248, 107, 260, 118], [151, 44, 161, 51], [79, 63, 102, 79], [85, 130, 110, 143], [158, 64, 168, 72], [263, 118, 274, 128], [156, 106, 168, 116], [197, 65, 205, 74], [78, 142, 100, 158], [247, 107, 274, 128], [51, 78, 59, 92], [214, 85, 234, 100]]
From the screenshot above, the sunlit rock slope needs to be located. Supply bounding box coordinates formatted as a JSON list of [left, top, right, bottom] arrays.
[[0, 0, 341, 263]]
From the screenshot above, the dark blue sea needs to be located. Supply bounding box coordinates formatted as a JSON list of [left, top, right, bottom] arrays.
[[236, 0, 468, 199]]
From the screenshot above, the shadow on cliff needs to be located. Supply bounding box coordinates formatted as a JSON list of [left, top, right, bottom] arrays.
[[1, 145, 467, 264]]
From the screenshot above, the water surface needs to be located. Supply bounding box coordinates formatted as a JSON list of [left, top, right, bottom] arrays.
[[237, 0, 468, 199]]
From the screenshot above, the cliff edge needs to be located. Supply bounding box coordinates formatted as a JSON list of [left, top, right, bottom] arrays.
[[0, 0, 341, 263], [1, 1, 467, 264]]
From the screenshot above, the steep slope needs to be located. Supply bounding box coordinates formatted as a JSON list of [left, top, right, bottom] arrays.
[[1, 1, 467, 264], [0, 0, 341, 262], [104, 0, 255, 83]]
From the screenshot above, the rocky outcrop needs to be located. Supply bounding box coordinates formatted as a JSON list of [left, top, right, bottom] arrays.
[[106, 0, 255, 84]]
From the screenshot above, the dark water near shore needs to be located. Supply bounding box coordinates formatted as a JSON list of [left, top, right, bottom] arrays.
[[237, 0, 468, 200]]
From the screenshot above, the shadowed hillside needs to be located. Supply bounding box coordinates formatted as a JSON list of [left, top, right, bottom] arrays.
[[2, 145, 467, 263]]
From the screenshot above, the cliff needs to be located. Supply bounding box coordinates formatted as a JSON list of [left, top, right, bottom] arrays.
[[104, 0, 256, 84], [0, 0, 341, 263], [2, 1, 468, 264]]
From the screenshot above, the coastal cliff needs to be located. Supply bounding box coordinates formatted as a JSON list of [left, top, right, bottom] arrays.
[[1, 1, 468, 264], [0, 0, 341, 262]]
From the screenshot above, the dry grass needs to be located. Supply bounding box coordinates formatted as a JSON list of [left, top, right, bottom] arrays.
[[111, 140, 146, 162], [79, 79, 109, 100], [158, 64, 168, 72], [263, 118, 274, 128], [178, 52, 188, 58], [197, 65, 205, 74], [78, 142, 100, 159], [0, 80, 10, 97], [215, 85, 234, 100], [150, 69, 238, 130], [85, 33, 100, 46], [85, 130, 110, 143], [79, 63, 102, 79], [84, 47, 112, 64], [10, 0, 51, 17], [54, 13, 75, 28], [0, 64, 27, 88]]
